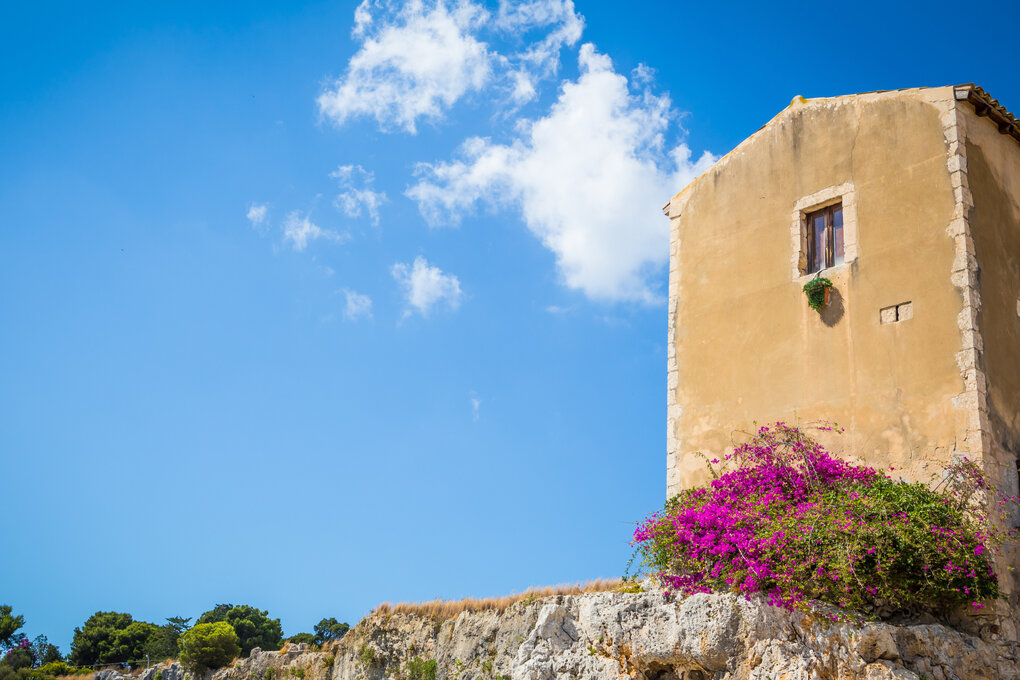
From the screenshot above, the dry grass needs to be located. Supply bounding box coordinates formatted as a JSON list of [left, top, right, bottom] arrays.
[[371, 578, 624, 620]]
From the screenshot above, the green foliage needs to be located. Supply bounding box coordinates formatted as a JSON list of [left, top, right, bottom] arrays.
[[634, 424, 1009, 619], [802, 277, 832, 311], [1, 649, 32, 672], [0, 663, 32, 680], [178, 622, 240, 672], [321, 656, 334, 668], [33, 661, 91, 678], [404, 658, 436, 680], [29, 636, 62, 667], [140, 616, 191, 663], [35, 661, 69, 678], [165, 618, 191, 636], [0, 607, 25, 650], [357, 646, 375, 666], [142, 624, 180, 663], [115, 622, 160, 667], [311, 619, 349, 645], [284, 634, 315, 647], [264, 667, 277, 680], [69, 612, 159, 667], [288, 667, 304, 678], [197, 605, 282, 655]]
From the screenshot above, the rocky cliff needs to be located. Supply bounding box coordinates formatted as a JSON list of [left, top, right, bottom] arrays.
[[126, 591, 1019, 680]]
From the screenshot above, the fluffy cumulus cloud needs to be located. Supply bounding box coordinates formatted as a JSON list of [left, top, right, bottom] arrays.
[[331, 165, 388, 226], [494, 0, 583, 104], [318, 0, 583, 132], [406, 44, 716, 303], [247, 202, 269, 232], [319, 0, 492, 133], [342, 288, 374, 320], [282, 211, 348, 251], [391, 255, 463, 317]]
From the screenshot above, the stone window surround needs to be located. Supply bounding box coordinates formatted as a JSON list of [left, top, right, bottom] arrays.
[[790, 183, 860, 281]]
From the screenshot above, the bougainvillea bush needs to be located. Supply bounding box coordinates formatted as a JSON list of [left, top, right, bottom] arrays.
[[633, 423, 1014, 619]]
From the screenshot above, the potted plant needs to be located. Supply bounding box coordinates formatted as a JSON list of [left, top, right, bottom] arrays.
[[802, 276, 833, 311]]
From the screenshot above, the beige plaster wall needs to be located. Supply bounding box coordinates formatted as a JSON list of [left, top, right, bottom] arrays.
[[963, 105, 1020, 496], [666, 88, 970, 496]]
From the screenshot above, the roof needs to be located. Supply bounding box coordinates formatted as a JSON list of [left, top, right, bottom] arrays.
[[955, 84, 1020, 145], [664, 84, 1019, 214]]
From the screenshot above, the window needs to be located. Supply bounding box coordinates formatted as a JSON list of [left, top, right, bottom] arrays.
[[804, 203, 844, 274], [790, 183, 858, 281]]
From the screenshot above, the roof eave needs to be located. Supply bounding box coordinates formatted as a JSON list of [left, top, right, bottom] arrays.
[[955, 83, 1020, 145]]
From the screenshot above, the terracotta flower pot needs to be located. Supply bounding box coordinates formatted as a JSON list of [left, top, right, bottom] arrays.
[[823, 287, 831, 306]]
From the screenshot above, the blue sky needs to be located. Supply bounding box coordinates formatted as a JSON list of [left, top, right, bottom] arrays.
[[2, 0, 1018, 653]]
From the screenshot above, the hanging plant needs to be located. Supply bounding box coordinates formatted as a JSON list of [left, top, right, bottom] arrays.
[[803, 277, 833, 311]]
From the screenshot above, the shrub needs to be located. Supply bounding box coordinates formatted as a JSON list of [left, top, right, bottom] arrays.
[[284, 634, 315, 647], [633, 422, 1011, 619], [178, 622, 240, 672], [405, 658, 436, 680], [357, 646, 374, 666], [1, 648, 32, 672], [265, 667, 276, 680], [34, 662, 74, 678], [288, 668, 304, 678]]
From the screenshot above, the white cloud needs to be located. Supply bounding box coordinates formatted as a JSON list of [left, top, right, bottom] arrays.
[[470, 393, 481, 421], [318, 0, 492, 133], [342, 288, 374, 320], [331, 165, 388, 226], [247, 202, 269, 232], [495, 0, 583, 104], [282, 211, 348, 251], [406, 44, 716, 303], [319, 0, 585, 131], [391, 255, 463, 317]]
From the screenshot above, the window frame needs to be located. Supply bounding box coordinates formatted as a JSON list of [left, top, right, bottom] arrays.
[[804, 203, 844, 274], [790, 183, 859, 282]]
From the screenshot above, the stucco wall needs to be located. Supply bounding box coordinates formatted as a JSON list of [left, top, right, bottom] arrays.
[[666, 88, 971, 495], [963, 105, 1020, 497]]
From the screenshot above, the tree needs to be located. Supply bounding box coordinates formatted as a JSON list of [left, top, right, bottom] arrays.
[[284, 633, 315, 646], [141, 617, 185, 663], [312, 619, 349, 645], [166, 617, 191, 636], [0, 647, 32, 672], [30, 636, 61, 666], [196, 605, 281, 655], [0, 607, 25, 651], [69, 612, 158, 667], [178, 623, 239, 672], [112, 622, 159, 666]]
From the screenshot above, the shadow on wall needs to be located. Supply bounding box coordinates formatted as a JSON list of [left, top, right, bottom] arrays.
[[820, 286, 846, 327]]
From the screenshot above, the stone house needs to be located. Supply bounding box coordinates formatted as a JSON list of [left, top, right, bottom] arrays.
[[663, 85, 1019, 521]]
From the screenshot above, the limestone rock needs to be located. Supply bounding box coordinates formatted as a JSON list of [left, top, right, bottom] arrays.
[[122, 592, 1018, 680]]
